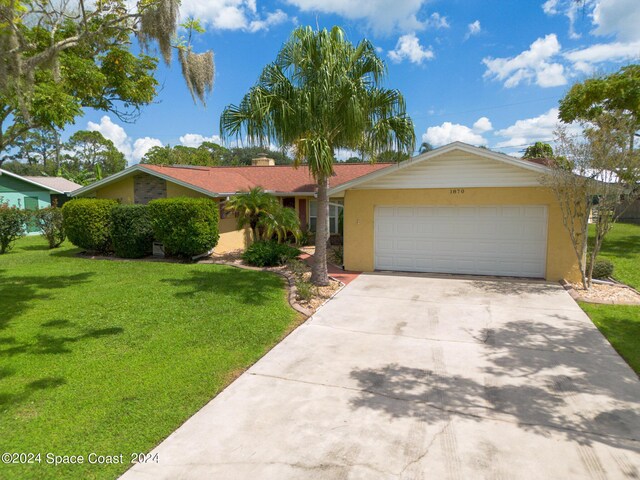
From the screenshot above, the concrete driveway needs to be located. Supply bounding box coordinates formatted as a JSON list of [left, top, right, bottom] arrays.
[[122, 273, 640, 480]]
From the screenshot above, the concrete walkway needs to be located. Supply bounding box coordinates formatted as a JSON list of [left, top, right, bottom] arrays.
[[121, 273, 640, 479]]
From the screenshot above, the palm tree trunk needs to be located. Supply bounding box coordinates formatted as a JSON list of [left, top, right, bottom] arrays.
[[311, 175, 330, 286]]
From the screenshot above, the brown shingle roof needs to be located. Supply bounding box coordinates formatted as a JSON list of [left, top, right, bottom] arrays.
[[141, 163, 394, 195]]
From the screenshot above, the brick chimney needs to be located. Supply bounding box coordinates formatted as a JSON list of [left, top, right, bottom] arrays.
[[251, 154, 275, 166]]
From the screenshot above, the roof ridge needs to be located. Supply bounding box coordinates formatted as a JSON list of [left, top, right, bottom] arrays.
[[145, 162, 397, 170]]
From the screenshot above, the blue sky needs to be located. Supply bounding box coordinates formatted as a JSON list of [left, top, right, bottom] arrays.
[[79, 0, 640, 163]]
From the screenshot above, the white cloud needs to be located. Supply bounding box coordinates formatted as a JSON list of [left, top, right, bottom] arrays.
[[543, 0, 640, 42], [541, 0, 582, 39], [466, 20, 481, 38], [542, 0, 559, 14], [494, 108, 564, 148], [87, 116, 162, 164], [564, 40, 640, 66], [473, 117, 493, 133], [179, 133, 222, 148], [425, 12, 449, 29], [87, 116, 132, 159], [592, 0, 640, 42], [284, 0, 434, 33], [132, 137, 163, 162], [388, 33, 434, 64], [248, 9, 289, 32], [180, 0, 290, 32], [536, 62, 567, 87], [422, 118, 490, 147], [482, 34, 567, 88], [335, 148, 360, 161]]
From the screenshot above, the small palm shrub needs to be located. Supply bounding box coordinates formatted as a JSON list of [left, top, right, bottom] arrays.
[[242, 240, 300, 267], [34, 206, 65, 249], [259, 204, 302, 244], [110, 205, 154, 258], [62, 198, 117, 253], [225, 187, 278, 241], [0, 201, 28, 254], [148, 197, 219, 258]]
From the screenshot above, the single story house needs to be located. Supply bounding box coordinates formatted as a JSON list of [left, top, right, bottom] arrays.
[[0, 169, 82, 233], [72, 156, 389, 252], [72, 142, 581, 282], [0, 168, 81, 210]]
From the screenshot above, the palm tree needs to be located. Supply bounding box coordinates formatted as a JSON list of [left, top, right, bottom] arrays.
[[220, 26, 415, 285], [225, 187, 278, 242], [259, 205, 302, 244]]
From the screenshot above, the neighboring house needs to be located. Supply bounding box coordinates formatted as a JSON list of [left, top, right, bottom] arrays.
[[73, 143, 582, 282], [0, 168, 81, 208], [0, 169, 82, 233]]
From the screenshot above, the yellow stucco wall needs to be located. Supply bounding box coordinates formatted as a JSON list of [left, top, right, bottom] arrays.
[[95, 176, 134, 203], [343, 187, 581, 282], [217, 217, 251, 253], [166, 182, 204, 198]]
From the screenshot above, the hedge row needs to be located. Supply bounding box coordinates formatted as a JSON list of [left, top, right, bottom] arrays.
[[62, 197, 219, 258]]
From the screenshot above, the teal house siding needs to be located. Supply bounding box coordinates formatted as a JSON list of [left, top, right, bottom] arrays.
[[0, 175, 52, 234], [0, 170, 81, 235], [0, 174, 53, 209]]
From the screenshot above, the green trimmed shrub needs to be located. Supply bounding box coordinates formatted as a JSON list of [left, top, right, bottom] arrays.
[[242, 240, 300, 267], [34, 206, 65, 249], [0, 201, 28, 254], [62, 198, 117, 253], [110, 205, 154, 258], [590, 258, 615, 279], [148, 197, 219, 258]]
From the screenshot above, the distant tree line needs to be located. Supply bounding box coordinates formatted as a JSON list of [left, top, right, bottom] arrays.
[[1, 128, 126, 184], [140, 144, 294, 166], [1, 128, 298, 185]]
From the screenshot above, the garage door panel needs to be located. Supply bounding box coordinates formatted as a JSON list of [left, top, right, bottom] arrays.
[[376, 238, 394, 250], [374, 205, 547, 278], [396, 207, 414, 217], [396, 239, 416, 252], [502, 206, 522, 217], [375, 255, 394, 269], [377, 206, 396, 217], [395, 223, 414, 235]]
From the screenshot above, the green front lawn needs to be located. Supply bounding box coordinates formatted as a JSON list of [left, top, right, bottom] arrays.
[[0, 236, 299, 480], [581, 222, 640, 375]]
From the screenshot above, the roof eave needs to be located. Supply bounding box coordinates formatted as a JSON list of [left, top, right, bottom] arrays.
[[71, 164, 221, 198], [0, 168, 66, 194]]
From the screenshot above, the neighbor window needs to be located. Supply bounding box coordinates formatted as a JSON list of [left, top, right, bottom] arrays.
[[309, 200, 342, 234]]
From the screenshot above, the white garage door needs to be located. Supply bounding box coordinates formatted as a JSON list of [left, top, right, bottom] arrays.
[[375, 205, 548, 278]]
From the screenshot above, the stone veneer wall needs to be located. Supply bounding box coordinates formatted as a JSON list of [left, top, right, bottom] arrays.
[[134, 173, 167, 204]]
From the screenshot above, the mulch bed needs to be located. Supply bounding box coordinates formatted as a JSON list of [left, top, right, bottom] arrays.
[[565, 279, 640, 305]]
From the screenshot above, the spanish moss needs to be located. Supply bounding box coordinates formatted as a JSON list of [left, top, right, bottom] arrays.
[[138, 0, 179, 65], [178, 48, 215, 105]]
